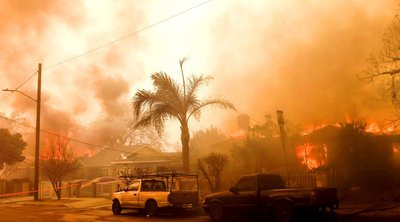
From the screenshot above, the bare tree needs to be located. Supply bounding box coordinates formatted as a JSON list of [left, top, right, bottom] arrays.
[[119, 126, 166, 151], [197, 153, 229, 192], [364, 12, 400, 125], [118, 167, 153, 186], [40, 131, 78, 200]]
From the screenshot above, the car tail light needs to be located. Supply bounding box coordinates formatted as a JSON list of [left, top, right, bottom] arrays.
[[167, 194, 172, 202]]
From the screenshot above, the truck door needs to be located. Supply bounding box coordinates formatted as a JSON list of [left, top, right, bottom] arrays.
[[231, 176, 258, 211], [124, 181, 140, 207], [258, 174, 285, 208]]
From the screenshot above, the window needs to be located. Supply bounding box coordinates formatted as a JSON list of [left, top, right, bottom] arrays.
[[141, 179, 166, 191], [153, 181, 166, 191], [141, 180, 152, 191], [128, 181, 139, 191], [259, 175, 285, 190], [235, 177, 256, 191]]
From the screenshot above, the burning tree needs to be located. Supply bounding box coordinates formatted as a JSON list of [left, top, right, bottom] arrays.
[[197, 153, 229, 192], [41, 131, 79, 200]]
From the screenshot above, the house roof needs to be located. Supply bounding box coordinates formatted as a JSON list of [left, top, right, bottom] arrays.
[[80, 144, 171, 166]]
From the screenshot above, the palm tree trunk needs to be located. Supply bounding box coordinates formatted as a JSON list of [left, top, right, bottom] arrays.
[[181, 122, 190, 171]]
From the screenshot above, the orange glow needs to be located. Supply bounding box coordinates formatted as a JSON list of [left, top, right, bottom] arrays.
[[296, 143, 327, 169], [230, 129, 247, 140], [41, 132, 74, 160], [297, 120, 397, 169], [300, 124, 328, 136], [83, 150, 96, 157], [365, 122, 394, 134]]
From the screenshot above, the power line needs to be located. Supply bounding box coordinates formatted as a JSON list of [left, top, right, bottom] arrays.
[[0, 1, 212, 153], [0, 71, 38, 105], [0, 114, 132, 153], [45, 0, 212, 70], [1, 0, 211, 105]]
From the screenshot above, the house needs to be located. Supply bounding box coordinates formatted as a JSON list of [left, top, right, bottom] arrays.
[[78, 144, 180, 179]]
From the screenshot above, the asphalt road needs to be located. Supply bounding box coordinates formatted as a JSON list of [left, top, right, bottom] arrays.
[[1, 202, 400, 222], [0, 204, 209, 222]]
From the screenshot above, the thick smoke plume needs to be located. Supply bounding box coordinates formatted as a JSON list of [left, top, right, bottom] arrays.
[[205, 0, 398, 130], [1, 0, 400, 156], [0, 0, 144, 155]]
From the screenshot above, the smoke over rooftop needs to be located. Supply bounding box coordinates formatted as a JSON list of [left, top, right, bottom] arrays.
[[0, 0, 399, 153]]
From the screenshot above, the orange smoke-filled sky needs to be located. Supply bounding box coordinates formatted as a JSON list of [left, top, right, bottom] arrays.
[[0, 0, 398, 152]]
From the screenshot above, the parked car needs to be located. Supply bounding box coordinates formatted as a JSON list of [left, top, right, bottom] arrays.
[[203, 173, 338, 222], [111, 172, 199, 216]]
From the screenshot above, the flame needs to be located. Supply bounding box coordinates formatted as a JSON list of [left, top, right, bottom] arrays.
[[296, 120, 397, 170], [365, 121, 394, 134], [300, 124, 328, 136], [41, 133, 74, 160], [300, 121, 394, 136], [296, 143, 327, 169], [345, 113, 352, 123]]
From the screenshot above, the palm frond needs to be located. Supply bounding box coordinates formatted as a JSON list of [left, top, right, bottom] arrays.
[[186, 75, 212, 103], [131, 89, 157, 119], [187, 98, 236, 121], [151, 72, 184, 108], [133, 103, 183, 133]]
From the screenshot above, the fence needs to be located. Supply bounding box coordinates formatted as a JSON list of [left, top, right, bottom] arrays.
[[0, 179, 31, 197], [39, 180, 118, 199], [268, 167, 318, 187]]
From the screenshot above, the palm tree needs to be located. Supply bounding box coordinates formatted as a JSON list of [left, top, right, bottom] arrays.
[[132, 59, 235, 171]]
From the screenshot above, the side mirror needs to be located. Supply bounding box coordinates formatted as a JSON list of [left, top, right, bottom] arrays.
[[229, 186, 238, 194]]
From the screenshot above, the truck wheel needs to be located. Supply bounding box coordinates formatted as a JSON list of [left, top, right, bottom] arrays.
[[112, 200, 122, 215], [274, 201, 294, 222], [209, 202, 224, 221], [145, 200, 159, 217]]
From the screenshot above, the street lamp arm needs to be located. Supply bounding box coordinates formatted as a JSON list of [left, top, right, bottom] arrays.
[[3, 88, 37, 102]]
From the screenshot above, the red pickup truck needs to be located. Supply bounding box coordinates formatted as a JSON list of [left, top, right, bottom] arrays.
[[202, 173, 338, 222]]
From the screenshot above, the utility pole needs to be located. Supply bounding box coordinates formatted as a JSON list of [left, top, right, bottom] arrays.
[[2, 63, 42, 200], [277, 110, 290, 187], [34, 63, 42, 201]]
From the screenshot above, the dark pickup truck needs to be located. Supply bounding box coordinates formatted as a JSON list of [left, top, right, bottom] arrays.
[[203, 173, 338, 222]]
